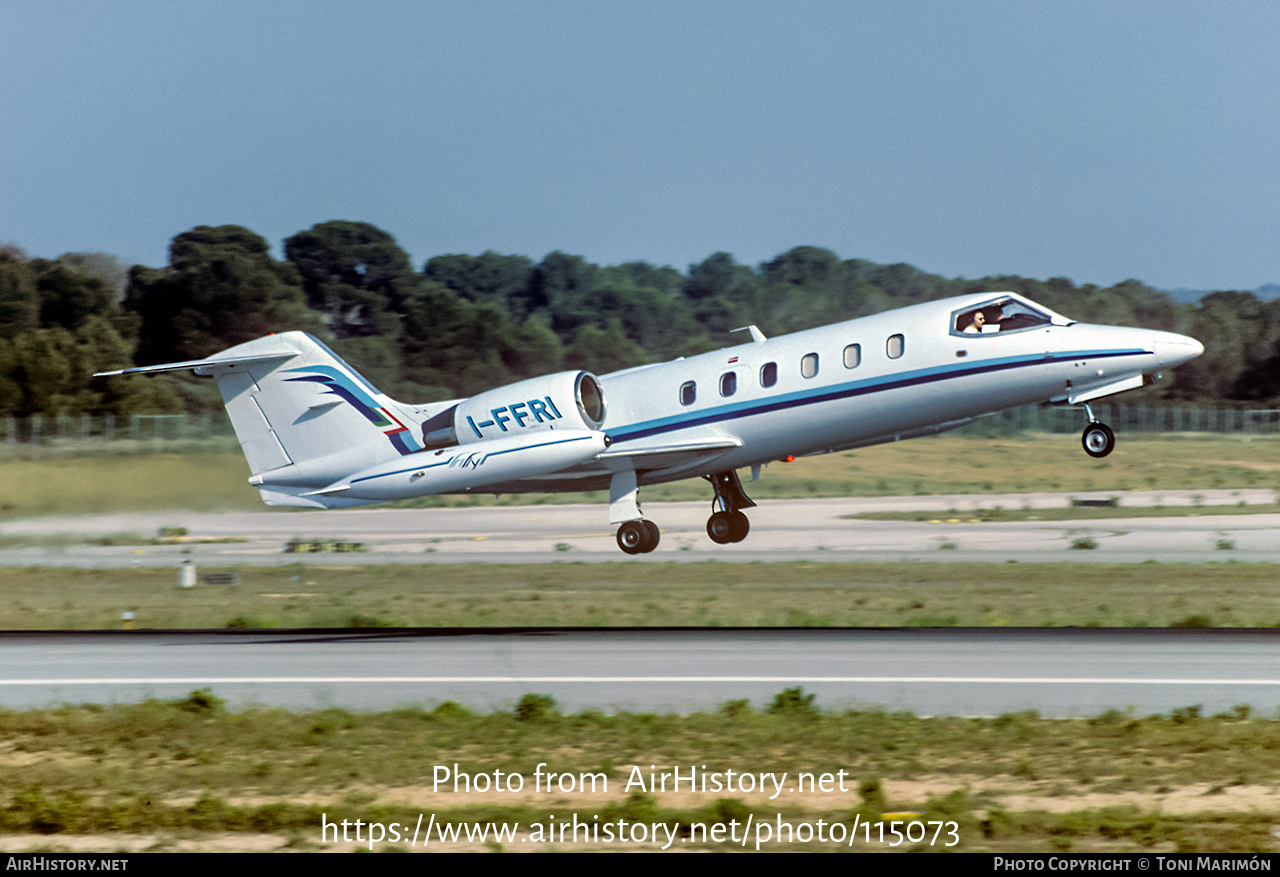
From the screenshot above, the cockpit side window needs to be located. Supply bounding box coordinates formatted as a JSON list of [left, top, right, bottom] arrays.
[[951, 297, 1053, 337]]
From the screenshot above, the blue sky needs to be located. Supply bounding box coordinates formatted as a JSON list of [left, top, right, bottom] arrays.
[[2, 1, 1277, 291]]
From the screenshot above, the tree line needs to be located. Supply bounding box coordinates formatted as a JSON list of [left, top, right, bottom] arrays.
[[1, 221, 1276, 417]]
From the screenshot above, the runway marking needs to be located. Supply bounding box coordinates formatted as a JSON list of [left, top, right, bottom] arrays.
[[5, 676, 1280, 686]]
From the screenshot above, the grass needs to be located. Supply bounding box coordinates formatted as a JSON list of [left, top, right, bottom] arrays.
[[1, 434, 1277, 518], [2, 691, 1279, 852], [3, 434, 1277, 852], [0, 454, 261, 517], [3, 561, 1280, 630]]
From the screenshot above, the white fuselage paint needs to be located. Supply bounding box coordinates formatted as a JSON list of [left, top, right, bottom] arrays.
[[98, 292, 1203, 513], [475, 293, 1200, 494]]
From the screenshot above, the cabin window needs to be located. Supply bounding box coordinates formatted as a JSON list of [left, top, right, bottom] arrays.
[[887, 334, 905, 359], [720, 372, 737, 397], [843, 344, 861, 369], [760, 362, 777, 388], [801, 353, 819, 378], [680, 381, 696, 406]]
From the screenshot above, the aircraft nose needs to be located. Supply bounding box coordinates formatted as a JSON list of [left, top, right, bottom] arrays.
[[1151, 332, 1204, 369]]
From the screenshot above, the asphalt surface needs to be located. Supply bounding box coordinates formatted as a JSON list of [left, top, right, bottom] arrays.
[[3, 628, 1280, 717], [0, 489, 1276, 566], [1, 492, 1274, 716]]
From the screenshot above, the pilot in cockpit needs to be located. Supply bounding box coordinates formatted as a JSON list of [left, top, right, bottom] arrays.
[[959, 310, 988, 333], [955, 298, 1056, 337]]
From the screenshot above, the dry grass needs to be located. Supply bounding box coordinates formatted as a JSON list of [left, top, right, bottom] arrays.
[[1, 434, 1277, 519], [2, 693, 1279, 852], [0, 561, 1277, 630]]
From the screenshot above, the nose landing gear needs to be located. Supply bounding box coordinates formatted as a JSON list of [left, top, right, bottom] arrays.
[[1080, 403, 1116, 458]]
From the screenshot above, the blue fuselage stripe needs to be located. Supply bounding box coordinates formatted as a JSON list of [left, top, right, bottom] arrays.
[[349, 434, 595, 485], [609, 348, 1149, 444]]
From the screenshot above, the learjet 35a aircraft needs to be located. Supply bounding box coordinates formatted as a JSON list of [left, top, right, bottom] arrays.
[[99, 292, 1203, 554]]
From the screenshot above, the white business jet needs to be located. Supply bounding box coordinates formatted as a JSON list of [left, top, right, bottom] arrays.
[[99, 292, 1202, 554]]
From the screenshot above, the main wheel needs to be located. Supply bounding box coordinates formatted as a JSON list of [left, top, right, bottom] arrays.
[[617, 520, 648, 554], [707, 511, 735, 544], [642, 520, 660, 552], [1082, 423, 1115, 458], [728, 510, 750, 542]]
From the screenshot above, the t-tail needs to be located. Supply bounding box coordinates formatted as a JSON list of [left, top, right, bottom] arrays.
[[97, 332, 429, 508]]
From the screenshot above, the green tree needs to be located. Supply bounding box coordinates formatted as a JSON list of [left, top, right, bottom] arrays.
[[527, 251, 598, 333], [399, 282, 523, 397], [124, 225, 320, 365], [1170, 294, 1247, 400], [684, 252, 757, 302], [54, 252, 129, 301], [564, 320, 649, 374], [423, 251, 534, 318], [284, 221, 417, 338], [32, 260, 119, 331], [0, 318, 175, 417], [504, 316, 565, 378], [0, 251, 40, 339]]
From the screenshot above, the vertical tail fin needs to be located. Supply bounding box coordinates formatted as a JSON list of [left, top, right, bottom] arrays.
[[98, 332, 426, 507]]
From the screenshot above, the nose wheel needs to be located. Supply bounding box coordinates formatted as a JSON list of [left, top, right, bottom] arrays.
[[1079, 403, 1115, 458], [616, 519, 660, 554], [1082, 422, 1115, 458]]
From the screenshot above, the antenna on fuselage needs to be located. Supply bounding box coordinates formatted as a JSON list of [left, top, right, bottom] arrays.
[[731, 325, 767, 344]]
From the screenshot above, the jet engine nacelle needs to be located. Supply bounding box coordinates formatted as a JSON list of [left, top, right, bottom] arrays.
[[421, 370, 607, 448]]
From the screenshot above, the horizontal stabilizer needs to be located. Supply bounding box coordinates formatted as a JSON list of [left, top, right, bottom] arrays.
[[95, 351, 297, 377]]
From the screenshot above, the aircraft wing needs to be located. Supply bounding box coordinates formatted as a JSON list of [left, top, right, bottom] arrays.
[[597, 436, 742, 472]]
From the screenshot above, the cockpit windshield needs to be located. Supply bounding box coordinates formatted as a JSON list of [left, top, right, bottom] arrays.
[[951, 296, 1067, 336]]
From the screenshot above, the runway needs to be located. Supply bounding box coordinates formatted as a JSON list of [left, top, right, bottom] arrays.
[[2, 492, 1274, 718], [0, 489, 1276, 566], [3, 628, 1280, 718]]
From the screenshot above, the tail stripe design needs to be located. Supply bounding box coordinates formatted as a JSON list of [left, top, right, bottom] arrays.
[[285, 365, 423, 455]]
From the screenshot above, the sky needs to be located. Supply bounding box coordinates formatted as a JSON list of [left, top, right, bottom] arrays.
[[2, 0, 1278, 292]]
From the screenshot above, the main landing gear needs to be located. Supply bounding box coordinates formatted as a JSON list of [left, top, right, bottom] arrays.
[[1080, 402, 1116, 458], [608, 468, 758, 554], [616, 519, 660, 555], [704, 470, 756, 544], [610, 469, 661, 555]]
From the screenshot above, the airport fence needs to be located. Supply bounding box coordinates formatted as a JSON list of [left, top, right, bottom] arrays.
[[0, 405, 1277, 460], [0, 412, 241, 459], [953, 403, 1280, 438]]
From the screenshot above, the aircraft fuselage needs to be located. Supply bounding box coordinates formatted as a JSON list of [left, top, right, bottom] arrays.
[[482, 292, 1201, 495], [98, 291, 1203, 554]]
